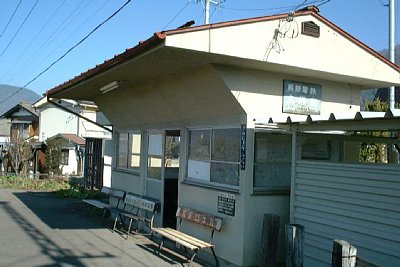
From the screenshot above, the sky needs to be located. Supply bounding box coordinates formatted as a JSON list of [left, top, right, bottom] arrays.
[[0, 0, 398, 96]]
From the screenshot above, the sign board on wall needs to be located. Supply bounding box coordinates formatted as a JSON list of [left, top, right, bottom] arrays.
[[240, 124, 246, 170], [282, 80, 322, 115], [217, 191, 236, 216]]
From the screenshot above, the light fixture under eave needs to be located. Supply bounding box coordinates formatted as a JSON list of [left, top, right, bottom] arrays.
[[99, 81, 119, 94]]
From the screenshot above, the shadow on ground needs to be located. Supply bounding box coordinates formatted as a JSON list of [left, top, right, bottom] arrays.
[[12, 191, 105, 229], [0, 199, 117, 266]]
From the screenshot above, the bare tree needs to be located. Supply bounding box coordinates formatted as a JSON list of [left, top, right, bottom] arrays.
[[6, 138, 33, 177]]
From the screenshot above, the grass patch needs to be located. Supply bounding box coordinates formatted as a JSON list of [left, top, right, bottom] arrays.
[[0, 176, 102, 200]]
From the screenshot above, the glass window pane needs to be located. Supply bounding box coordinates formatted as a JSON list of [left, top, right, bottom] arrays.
[[210, 162, 239, 186], [130, 134, 141, 154], [212, 128, 240, 162], [165, 136, 180, 168], [130, 155, 140, 170], [188, 130, 211, 160], [118, 154, 127, 168], [254, 133, 291, 163], [148, 134, 163, 156], [118, 133, 128, 152], [253, 163, 291, 187], [187, 160, 210, 181], [253, 132, 292, 189], [147, 156, 162, 179]]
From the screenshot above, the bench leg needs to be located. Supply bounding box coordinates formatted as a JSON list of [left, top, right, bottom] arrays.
[[158, 237, 165, 255], [101, 209, 107, 222], [112, 217, 118, 232], [188, 249, 198, 267], [126, 218, 133, 239], [211, 247, 219, 267]]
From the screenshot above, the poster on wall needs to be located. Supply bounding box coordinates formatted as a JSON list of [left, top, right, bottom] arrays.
[[217, 191, 236, 216], [282, 80, 322, 115]]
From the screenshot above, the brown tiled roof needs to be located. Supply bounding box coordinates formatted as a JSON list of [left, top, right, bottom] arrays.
[[46, 6, 400, 98], [58, 134, 85, 146]]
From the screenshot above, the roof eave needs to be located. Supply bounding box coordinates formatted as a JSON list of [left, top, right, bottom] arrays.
[[46, 32, 166, 98]]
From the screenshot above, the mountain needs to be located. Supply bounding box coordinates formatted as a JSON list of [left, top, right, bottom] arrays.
[[0, 84, 41, 116]]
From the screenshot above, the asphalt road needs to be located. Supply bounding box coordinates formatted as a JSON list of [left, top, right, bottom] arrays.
[[0, 189, 202, 267]]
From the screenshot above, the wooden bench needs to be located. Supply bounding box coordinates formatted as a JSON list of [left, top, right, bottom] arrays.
[[152, 207, 223, 267], [82, 186, 125, 220], [112, 193, 160, 239]]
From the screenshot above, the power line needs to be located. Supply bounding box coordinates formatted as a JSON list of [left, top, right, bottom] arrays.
[[0, 0, 132, 105], [0, 0, 23, 39], [0, 0, 39, 57], [0, 0, 67, 82], [222, 0, 325, 13], [9, 0, 94, 84], [6, 0, 86, 83], [21, 0, 110, 83], [163, 1, 192, 30]]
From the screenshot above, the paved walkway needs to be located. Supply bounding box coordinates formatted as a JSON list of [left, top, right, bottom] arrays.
[[0, 189, 203, 267]]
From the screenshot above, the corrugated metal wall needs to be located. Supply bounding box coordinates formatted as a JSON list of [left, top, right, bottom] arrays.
[[293, 161, 400, 266]]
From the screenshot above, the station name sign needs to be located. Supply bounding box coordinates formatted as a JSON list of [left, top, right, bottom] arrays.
[[282, 80, 322, 115]]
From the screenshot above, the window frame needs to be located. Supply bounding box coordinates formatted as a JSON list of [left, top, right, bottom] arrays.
[[60, 149, 69, 165], [253, 129, 292, 195], [185, 126, 241, 190], [115, 131, 142, 173], [146, 132, 163, 180]]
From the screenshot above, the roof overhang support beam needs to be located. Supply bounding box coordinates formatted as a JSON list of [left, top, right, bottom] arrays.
[[46, 95, 112, 133]]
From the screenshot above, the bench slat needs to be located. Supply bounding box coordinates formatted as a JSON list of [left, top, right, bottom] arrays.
[[176, 207, 223, 231], [158, 227, 214, 249], [82, 199, 110, 209], [152, 227, 206, 250]]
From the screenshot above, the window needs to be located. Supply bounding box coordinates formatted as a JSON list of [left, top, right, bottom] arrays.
[[147, 133, 163, 179], [253, 132, 292, 193], [187, 128, 240, 187], [117, 132, 141, 171], [60, 149, 69, 165]]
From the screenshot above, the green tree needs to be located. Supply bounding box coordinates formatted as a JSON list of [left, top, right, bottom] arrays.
[[45, 138, 63, 175], [359, 98, 389, 163]]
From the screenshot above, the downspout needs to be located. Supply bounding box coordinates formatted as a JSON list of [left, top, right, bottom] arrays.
[[46, 95, 112, 133]]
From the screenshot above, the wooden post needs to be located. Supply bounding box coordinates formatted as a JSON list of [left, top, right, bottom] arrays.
[[332, 240, 357, 267], [260, 214, 280, 267], [285, 224, 304, 267]]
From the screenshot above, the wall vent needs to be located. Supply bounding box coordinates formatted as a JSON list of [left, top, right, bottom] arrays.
[[301, 21, 320, 38]]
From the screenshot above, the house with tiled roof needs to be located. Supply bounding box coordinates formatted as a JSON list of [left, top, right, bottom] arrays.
[[46, 6, 400, 267], [33, 96, 112, 181]]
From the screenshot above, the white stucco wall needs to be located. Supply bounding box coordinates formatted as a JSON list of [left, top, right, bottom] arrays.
[[39, 105, 79, 141], [165, 13, 400, 86], [215, 65, 361, 122]]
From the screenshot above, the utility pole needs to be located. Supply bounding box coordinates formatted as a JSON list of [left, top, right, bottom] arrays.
[[203, 0, 221, 25], [389, 0, 396, 110]]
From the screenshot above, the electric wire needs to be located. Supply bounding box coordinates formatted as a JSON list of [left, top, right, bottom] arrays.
[[222, 0, 325, 13], [15, 0, 95, 83], [163, 1, 192, 30], [7, 0, 86, 83], [0, 0, 39, 57], [0, 0, 132, 105], [0, 0, 22, 39], [0, 0, 67, 82]]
